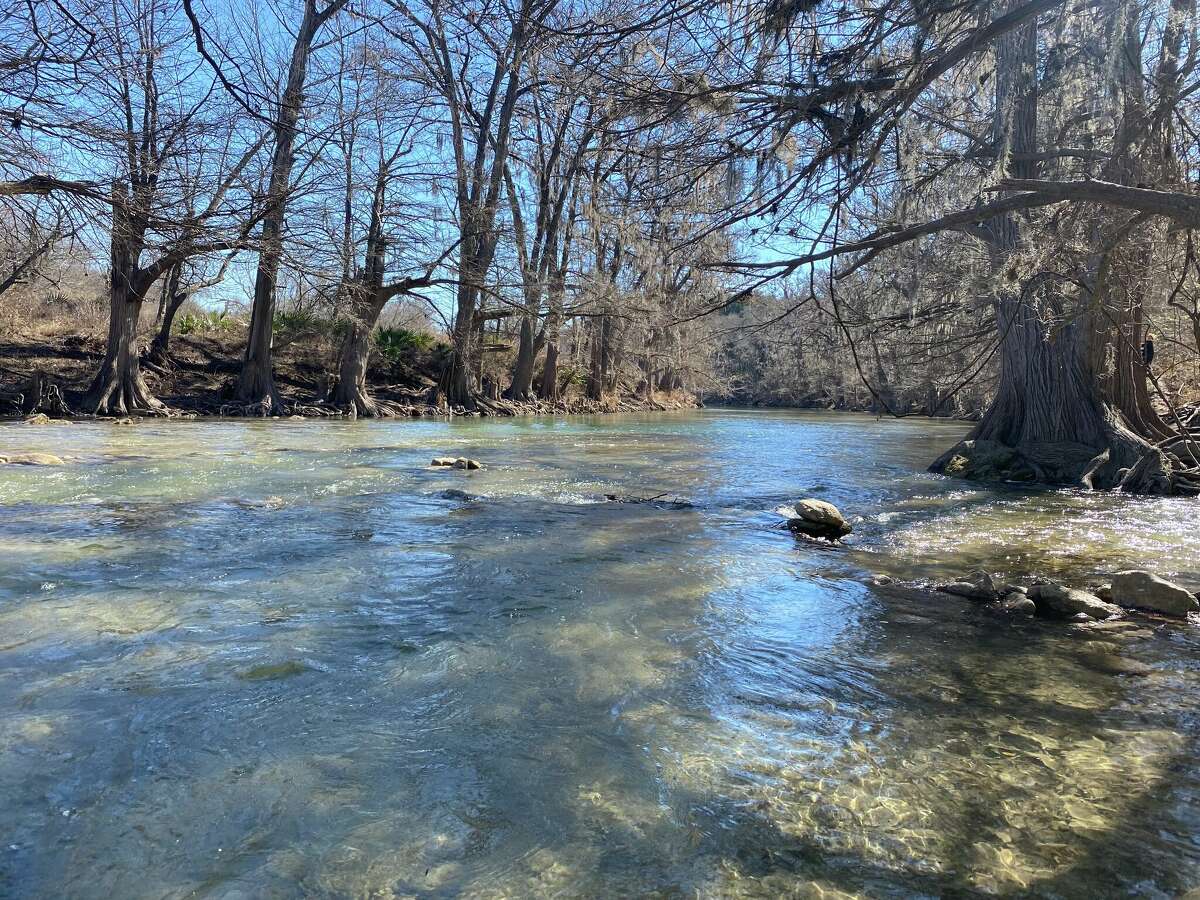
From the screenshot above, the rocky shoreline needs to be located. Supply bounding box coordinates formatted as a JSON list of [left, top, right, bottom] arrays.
[[930, 568, 1200, 620], [866, 569, 1198, 678], [775, 500, 1197, 672]]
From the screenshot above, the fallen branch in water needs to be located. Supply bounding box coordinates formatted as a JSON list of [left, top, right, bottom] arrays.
[[604, 492, 694, 509]]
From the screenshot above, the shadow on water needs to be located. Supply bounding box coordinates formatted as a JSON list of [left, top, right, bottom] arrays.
[[1, 410, 1199, 897]]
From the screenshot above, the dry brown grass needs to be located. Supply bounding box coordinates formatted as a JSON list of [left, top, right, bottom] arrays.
[[1, 264, 108, 340]]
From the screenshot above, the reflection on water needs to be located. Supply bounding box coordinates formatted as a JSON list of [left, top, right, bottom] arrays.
[[0, 410, 1198, 897]]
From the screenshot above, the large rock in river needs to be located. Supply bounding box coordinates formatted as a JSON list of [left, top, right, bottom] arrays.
[[1, 452, 65, 466], [1028, 582, 1122, 620], [786, 499, 852, 540], [1109, 570, 1198, 617]]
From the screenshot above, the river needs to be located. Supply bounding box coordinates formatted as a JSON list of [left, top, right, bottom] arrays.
[[1, 409, 1198, 897]]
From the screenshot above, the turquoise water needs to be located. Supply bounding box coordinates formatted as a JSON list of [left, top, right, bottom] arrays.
[[1, 409, 1198, 897]]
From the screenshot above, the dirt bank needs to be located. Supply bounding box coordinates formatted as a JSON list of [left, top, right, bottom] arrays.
[[0, 331, 699, 419]]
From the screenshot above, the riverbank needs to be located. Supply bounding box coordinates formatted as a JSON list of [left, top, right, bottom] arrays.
[[705, 393, 981, 420], [0, 330, 699, 419]]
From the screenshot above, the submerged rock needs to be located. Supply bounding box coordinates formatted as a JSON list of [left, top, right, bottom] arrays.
[[941, 581, 987, 600], [1084, 619, 1139, 631], [1029, 583, 1122, 620], [940, 570, 1001, 601], [233, 496, 286, 510], [1000, 592, 1037, 615], [938, 570, 1024, 602], [1109, 570, 1198, 617], [1077, 647, 1153, 677], [786, 499, 852, 540], [890, 612, 934, 625], [1083, 620, 1155, 638], [440, 489, 474, 501], [935, 439, 1023, 480], [236, 660, 311, 681], [1, 452, 65, 466]]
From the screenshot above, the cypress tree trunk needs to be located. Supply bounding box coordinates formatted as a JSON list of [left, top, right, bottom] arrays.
[[330, 310, 381, 416], [438, 213, 489, 408], [436, 13, 527, 410], [236, 251, 282, 411], [933, 294, 1151, 485], [330, 172, 394, 417], [147, 265, 185, 365], [84, 200, 165, 416], [930, 1, 1185, 493], [537, 276, 566, 401], [438, 295, 479, 407], [506, 314, 540, 400], [539, 341, 560, 400], [233, 0, 338, 412], [84, 261, 163, 415], [604, 316, 626, 395], [1094, 10, 1175, 446], [586, 316, 610, 401]]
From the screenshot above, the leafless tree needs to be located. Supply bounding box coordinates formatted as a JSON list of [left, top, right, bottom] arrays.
[[185, 0, 352, 412]]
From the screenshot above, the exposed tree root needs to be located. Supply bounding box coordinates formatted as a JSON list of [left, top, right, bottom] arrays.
[[83, 370, 170, 417], [930, 431, 1198, 495], [142, 343, 176, 373], [231, 365, 283, 417], [218, 398, 281, 417], [8, 372, 73, 417], [326, 380, 412, 418]]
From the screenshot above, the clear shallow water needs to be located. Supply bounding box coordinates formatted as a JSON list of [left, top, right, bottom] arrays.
[[0, 409, 1198, 898]]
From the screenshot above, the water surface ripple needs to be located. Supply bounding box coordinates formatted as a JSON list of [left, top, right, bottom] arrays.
[[1, 410, 1199, 898]]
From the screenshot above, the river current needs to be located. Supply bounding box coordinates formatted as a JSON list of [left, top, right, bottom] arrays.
[[1, 409, 1199, 898]]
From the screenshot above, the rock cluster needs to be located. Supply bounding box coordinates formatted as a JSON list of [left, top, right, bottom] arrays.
[[939, 571, 1040, 615], [431, 456, 482, 470], [935, 569, 1197, 621]]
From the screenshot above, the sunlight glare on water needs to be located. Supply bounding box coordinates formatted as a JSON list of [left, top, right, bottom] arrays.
[[1, 409, 1199, 898]]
